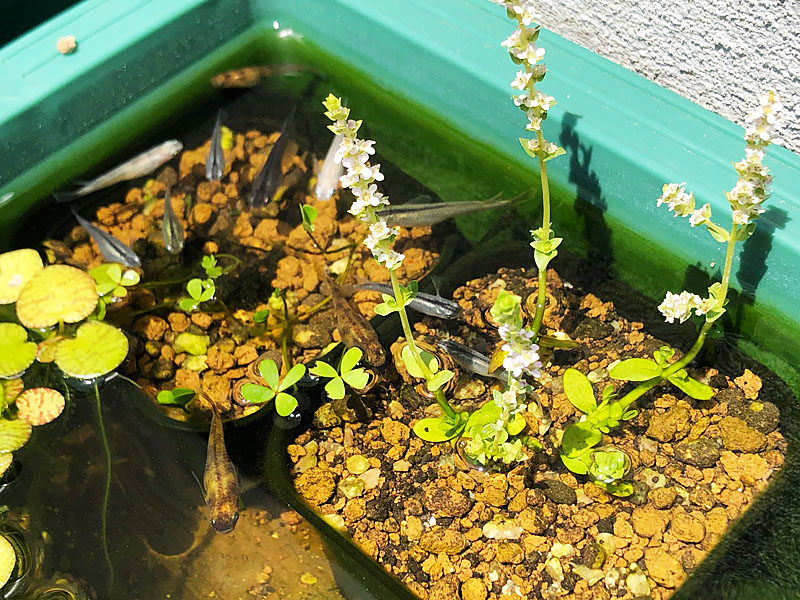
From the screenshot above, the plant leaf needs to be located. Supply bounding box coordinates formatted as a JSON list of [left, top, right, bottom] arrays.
[[253, 309, 269, 323], [179, 298, 197, 312], [324, 377, 346, 400], [258, 360, 280, 390], [278, 364, 306, 392], [340, 347, 362, 374], [667, 370, 714, 400], [309, 361, 338, 379], [241, 383, 275, 404], [563, 368, 597, 415], [609, 358, 662, 381], [413, 417, 461, 442], [342, 368, 369, 390], [401, 345, 424, 378], [560, 421, 602, 458], [374, 302, 393, 316], [561, 451, 592, 475], [301, 204, 317, 232], [275, 392, 298, 417], [186, 278, 203, 300], [427, 369, 454, 392], [507, 413, 526, 436]]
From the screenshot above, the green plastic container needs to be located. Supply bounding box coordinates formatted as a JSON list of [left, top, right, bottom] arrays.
[[2, 1, 800, 599]]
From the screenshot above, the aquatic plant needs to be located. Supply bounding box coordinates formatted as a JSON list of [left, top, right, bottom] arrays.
[[321, 95, 462, 441], [309, 347, 370, 400], [15, 264, 98, 329], [90, 263, 140, 319], [179, 254, 222, 312], [559, 91, 784, 480], [156, 387, 196, 406], [455, 0, 566, 466], [0, 248, 43, 304], [54, 320, 129, 379], [240, 358, 306, 417]]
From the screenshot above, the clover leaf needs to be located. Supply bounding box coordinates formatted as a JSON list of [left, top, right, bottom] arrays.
[[241, 359, 306, 416], [310, 347, 370, 400]]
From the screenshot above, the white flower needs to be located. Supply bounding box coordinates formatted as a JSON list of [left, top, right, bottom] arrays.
[[689, 203, 711, 227], [375, 248, 405, 270], [511, 70, 532, 90], [658, 290, 704, 323], [656, 182, 695, 217]]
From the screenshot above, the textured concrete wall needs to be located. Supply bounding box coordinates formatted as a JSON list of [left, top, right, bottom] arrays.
[[534, 0, 799, 155]]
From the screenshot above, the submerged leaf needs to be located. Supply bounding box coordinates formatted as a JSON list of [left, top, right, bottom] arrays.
[[413, 417, 461, 442], [16, 265, 98, 329], [15, 388, 65, 426], [667, 370, 714, 400], [609, 358, 662, 381], [55, 321, 128, 379], [0, 249, 43, 304], [0, 323, 36, 379], [560, 421, 602, 459]]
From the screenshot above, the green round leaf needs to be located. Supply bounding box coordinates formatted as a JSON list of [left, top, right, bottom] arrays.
[[241, 383, 276, 404], [258, 360, 280, 390], [340, 347, 363, 374], [55, 321, 128, 379], [309, 361, 339, 379], [0, 248, 43, 305], [275, 392, 298, 417], [507, 413, 526, 436], [0, 419, 31, 452], [279, 364, 306, 392], [120, 269, 140, 286], [563, 368, 597, 415], [186, 278, 203, 300], [0, 533, 16, 589], [0, 323, 36, 379], [426, 369, 454, 392], [324, 377, 346, 400], [16, 265, 98, 329], [342, 368, 369, 391], [560, 451, 592, 475]]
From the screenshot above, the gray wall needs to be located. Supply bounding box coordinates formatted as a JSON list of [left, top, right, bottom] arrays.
[[536, 0, 799, 155]]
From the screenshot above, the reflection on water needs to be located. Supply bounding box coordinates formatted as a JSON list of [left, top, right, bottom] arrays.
[[4, 380, 346, 599]]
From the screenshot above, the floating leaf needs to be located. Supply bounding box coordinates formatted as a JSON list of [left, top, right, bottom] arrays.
[[1, 380, 23, 404], [0, 323, 36, 379], [324, 377, 346, 400], [0, 419, 31, 452], [0, 533, 15, 589], [275, 392, 298, 417], [240, 383, 275, 404], [15, 388, 65, 426], [278, 364, 306, 392], [35, 335, 64, 364], [258, 359, 280, 390], [0, 454, 12, 478], [16, 265, 98, 329], [55, 321, 128, 379], [0, 249, 43, 304]]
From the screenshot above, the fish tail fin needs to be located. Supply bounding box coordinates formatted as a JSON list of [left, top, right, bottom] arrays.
[[53, 191, 80, 203]]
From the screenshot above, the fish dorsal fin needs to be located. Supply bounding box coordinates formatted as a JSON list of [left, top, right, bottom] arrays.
[[430, 275, 442, 298], [191, 469, 208, 502]]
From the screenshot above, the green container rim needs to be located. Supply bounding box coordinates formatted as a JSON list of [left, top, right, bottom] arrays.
[[2, 1, 800, 599]]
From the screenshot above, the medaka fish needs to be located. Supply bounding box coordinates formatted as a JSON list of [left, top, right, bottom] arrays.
[[54, 139, 183, 201], [249, 106, 295, 207], [71, 207, 142, 268], [379, 193, 519, 228], [197, 393, 240, 534], [314, 133, 344, 200], [161, 186, 185, 254], [437, 339, 506, 381], [205, 110, 225, 181], [209, 64, 316, 88], [344, 281, 461, 319]]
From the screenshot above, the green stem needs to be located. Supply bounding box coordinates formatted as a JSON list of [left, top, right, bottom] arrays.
[[389, 270, 457, 420], [280, 294, 292, 371], [529, 129, 553, 341], [93, 383, 114, 596], [616, 223, 739, 411]]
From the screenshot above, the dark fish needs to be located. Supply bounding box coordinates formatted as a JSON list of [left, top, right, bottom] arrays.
[[209, 64, 316, 88], [314, 132, 344, 200], [205, 110, 225, 181], [379, 194, 516, 227], [71, 207, 142, 268], [344, 281, 461, 319], [198, 393, 239, 534], [437, 339, 506, 381], [327, 277, 386, 367], [54, 140, 183, 201], [249, 107, 296, 207], [161, 186, 184, 254]]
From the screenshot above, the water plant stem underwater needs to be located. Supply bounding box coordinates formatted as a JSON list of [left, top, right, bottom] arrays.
[[93, 383, 115, 597]]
